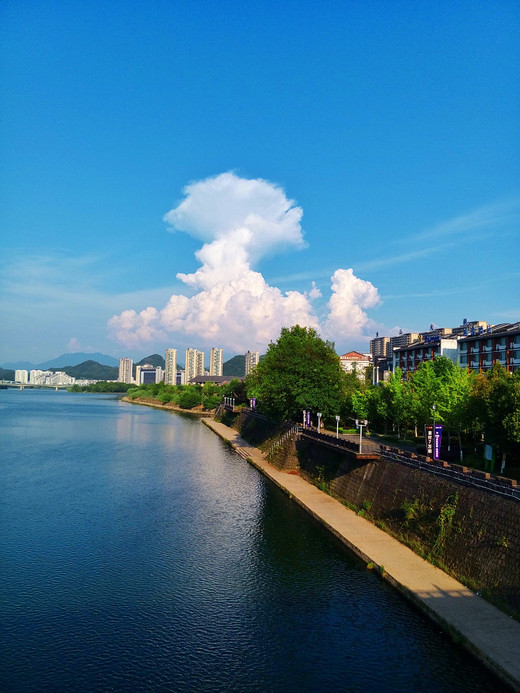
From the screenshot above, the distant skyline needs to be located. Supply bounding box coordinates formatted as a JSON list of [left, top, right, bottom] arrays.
[[2, 1, 519, 364]]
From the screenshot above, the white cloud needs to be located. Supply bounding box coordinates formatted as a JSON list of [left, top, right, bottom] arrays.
[[324, 269, 380, 340], [108, 173, 380, 351]]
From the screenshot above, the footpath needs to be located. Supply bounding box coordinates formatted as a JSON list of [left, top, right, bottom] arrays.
[[203, 418, 520, 692]]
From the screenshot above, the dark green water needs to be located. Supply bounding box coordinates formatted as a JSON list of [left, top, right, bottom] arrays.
[[0, 390, 508, 692]]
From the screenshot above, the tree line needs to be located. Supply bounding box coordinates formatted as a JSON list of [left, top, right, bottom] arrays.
[[246, 326, 520, 469]]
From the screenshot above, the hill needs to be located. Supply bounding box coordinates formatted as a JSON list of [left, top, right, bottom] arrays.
[[0, 367, 15, 381], [39, 352, 120, 369], [223, 355, 245, 377], [50, 361, 119, 380], [135, 354, 165, 368]]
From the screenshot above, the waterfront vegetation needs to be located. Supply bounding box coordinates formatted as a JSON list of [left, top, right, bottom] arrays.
[[125, 378, 247, 411], [81, 326, 519, 472]]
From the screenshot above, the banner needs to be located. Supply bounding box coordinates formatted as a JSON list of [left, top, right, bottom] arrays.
[[425, 424, 433, 456], [434, 425, 443, 460]]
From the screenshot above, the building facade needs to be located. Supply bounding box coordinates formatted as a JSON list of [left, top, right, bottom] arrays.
[[245, 351, 259, 376], [118, 357, 133, 384], [136, 364, 163, 385], [339, 351, 371, 379], [185, 348, 205, 382], [458, 322, 520, 373], [15, 369, 28, 383], [209, 348, 223, 376], [164, 349, 177, 385]]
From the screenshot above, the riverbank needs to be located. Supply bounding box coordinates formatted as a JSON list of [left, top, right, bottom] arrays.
[[121, 396, 214, 416], [203, 418, 520, 692]]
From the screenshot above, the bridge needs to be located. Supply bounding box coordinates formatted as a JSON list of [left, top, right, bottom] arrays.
[[0, 381, 70, 390]]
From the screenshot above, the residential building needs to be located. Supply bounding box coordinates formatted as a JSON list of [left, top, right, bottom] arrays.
[[390, 331, 420, 350], [209, 347, 223, 376], [118, 357, 133, 384], [458, 322, 520, 374], [47, 371, 75, 386], [339, 351, 371, 380], [245, 350, 259, 376], [185, 348, 205, 382], [370, 336, 390, 359], [392, 336, 459, 377], [164, 349, 177, 385], [29, 369, 46, 384], [15, 369, 28, 383]]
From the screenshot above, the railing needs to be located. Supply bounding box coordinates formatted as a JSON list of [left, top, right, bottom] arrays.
[[380, 447, 519, 503]]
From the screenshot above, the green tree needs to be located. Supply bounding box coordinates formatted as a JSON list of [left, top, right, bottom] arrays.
[[177, 386, 202, 409], [247, 325, 344, 421]]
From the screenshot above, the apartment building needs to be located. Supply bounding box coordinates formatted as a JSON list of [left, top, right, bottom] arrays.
[[164, 349, 177, 385], [185, 348, 205, 382], [245, 350, 259, 376], [209, 348, 223, 377], [458, 322, 520, 374], [118, 357, 133, 384]]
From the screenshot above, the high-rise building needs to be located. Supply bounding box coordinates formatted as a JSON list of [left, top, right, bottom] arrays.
[[209, 347, 223, 376], [118, 357, 133, 383], [15, 369, 28, 383], [245, 350, 259, 376], [185, 348, 205, 382], [164, 349, 177, 385]]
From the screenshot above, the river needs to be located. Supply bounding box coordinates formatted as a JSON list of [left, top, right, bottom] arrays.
[[0, 390, 508, 692]]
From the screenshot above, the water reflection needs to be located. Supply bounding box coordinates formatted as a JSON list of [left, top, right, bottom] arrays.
[[0, 391, 508, 693]]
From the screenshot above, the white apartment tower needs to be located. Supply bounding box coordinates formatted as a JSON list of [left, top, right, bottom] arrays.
[[209, 347, 223, 376], [185, 348, 205, 382], [245, 350, 260, 376], [118, 357, 133, 383], [15, 369, 28, 383], [164, 349, 177, 385]]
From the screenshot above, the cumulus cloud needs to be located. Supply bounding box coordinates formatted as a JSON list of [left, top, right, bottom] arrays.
[[108, 172, 379, 351]]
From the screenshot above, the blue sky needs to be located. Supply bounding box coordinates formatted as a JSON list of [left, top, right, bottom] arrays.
[[1, 0, 519, 365]]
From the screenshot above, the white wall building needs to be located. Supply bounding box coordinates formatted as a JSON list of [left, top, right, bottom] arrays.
[[15, 369, 28, 383], [245, 351, 259, 376], [209, 348, 223, 377], [118, 357, 134, 384], [164, 349, 177, 385], [185, 348, 205, 382], [339, 351, 371, 379]]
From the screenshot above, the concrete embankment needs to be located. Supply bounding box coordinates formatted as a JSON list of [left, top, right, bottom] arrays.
[[121, 396, 213, 416], [203, 418, 520, 692]]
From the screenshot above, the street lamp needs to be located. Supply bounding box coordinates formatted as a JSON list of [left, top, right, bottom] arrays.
[[335, 415, 340, 438]]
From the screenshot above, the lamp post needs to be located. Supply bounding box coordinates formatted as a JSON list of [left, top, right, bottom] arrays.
[[335, 415, 340, 438]]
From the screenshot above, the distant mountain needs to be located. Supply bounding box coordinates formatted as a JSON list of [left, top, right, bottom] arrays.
[[49, 360, 119, 380], [136, 354, 165, 368], [38, 352, 120, 369], [0, 360, 36, 370], [223, 355, 245, 377]]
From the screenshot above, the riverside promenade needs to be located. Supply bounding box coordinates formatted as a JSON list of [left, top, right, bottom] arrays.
[[203, 419, 520, 692]]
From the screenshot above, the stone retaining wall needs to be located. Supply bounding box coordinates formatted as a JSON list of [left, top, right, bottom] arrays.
[[298, 438, 520, 616]]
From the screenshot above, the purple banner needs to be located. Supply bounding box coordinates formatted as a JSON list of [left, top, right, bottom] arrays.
[[434, 425, 443, 460]]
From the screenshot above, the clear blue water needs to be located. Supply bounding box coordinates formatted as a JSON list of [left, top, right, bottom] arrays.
[[0, 390, 508, 692]]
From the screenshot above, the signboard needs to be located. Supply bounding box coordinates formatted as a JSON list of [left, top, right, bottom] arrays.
[[434, 425, 443, 460], [425, 424, 433, 456]]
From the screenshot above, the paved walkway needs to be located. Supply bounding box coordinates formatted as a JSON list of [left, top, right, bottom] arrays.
[[203, 419, 520, 692]]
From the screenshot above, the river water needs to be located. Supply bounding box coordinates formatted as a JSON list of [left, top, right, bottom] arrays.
[[0, 390, 508, 692]]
